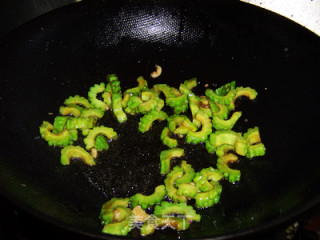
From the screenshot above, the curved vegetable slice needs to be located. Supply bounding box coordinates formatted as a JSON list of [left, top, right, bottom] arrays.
[[161, 127, 178, 148], [230, 86, 258, 109], [138, 110, 168, 133], [160, 148, 184, 175], [84, 126, 118, 150], [205, 88, 236, 106], [108, 74, 127, 123], [209, 100, 230, 120], [52, 116, 68, 134], [130, 185, 166, 210], [193, 167, 223, 192], [175, 161, 196, 186], [138, 90, 160, 114], [154, 201, 201, 222], [217, 153, 240, 183], [177, 183, 199, 198], [244, 126, 266, 158], [100, 198, 132, 236], [60, 145, 95, 166], [164, 166, 187, 203], [141, 216, 190, 236], [81, 108, 104, 118], [40, 121, 77, 147], [59, 105, 83, 117], [186, 111, 212, 144], [88, 82, 108, 111], [65, 117, 97, 130], [94, 135, 109, 151], [64, 95, 92, 108], [194, 182, 222, 208], [153, 84, 176, 98], [125, 76, 148, 95], [212, 111, 242, 130]]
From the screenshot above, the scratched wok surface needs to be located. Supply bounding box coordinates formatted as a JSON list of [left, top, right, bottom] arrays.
[[0, 0, 320, 239]]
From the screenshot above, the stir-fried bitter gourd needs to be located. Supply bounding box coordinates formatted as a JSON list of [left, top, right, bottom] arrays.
[[243, 127, 266, 158], [40, 121, 77, 147], [100, 198, 132, 236], [160, 127, 178, 148], [186, 110, 212, 144], [160, 148, 184, 175], [138, 110, 168, 133], [217, 153, 241, 183], [64, 95, 93, 109], [108, 74, 127, 123], [130, 185, 166, 209], [212, 111, 242, 130], [39, 72, 266, 237], [164, 166, 187, 203], [84, 126, 118, 150], [52, 116, 68, 134], [59, 105, 83, 117], [154, 201, 201, 222], [88, 82, 109, 111], [60, 145, 95, 166]]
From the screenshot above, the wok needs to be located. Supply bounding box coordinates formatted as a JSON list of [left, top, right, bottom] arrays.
[[0, 0, 320, 239]]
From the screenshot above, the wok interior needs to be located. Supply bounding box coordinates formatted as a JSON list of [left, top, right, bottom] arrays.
[[0, 0, 320, 239]]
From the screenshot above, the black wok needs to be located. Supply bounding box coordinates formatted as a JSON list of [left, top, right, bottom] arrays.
[[0, 0, 320, 239]]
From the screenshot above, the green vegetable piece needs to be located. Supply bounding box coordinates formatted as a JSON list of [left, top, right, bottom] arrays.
[[183, 78, 197, 90], [100, 198, 130, 225], [125, 76, 148, 95], [166, 93, 189, 114], [208, 130, 247, 156], [39, 121, 77, 147], [153, 84, 176, 98], [100, 198, 132, 236], [65, 117, 97, 130], [102, 207, 132, 236], [164, 166, 187, 203], [205, 139, 216, 154], [52, 116, 68, 134], [81, 108, 104, 118], [212, 111, 242, 130], [64, 95, 92, 108], [94, 135, 109, 151], [194, 182, 222, 208], [88, 82, 108, 111], [138, 110, 168, 133], [205, 88, 236, 106], [215, 81, 236, 96], [216, 144, 235, 157], [177, 183, 199, 198], [140, 216, 190, 236], [160, 148, 184, 175], [230, 86, 258, 109], [209, 100, 230, 119], [154, 201, 201, 222], [112, 93, 127, 123], [138, 90, 159, 114], [59, 105, 83, 117], [244, 126, 266, 158], [188, 94, 212, 127], [130, 185, 166, 210], [193, 167, 223, 192], [84, 126, 118, 150], [108, 74, 127, 123], [186, 111, 212, 144], [125, 95, 143, 115], [175, 161, 196, 186], [217, 153, 241, 183], [60, 145, 95, 166], [161, 127, 178, 148], [102, 91, 112, 110]]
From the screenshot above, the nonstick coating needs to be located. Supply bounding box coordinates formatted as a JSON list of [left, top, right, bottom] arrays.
[[0, 0, 320, 239]]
